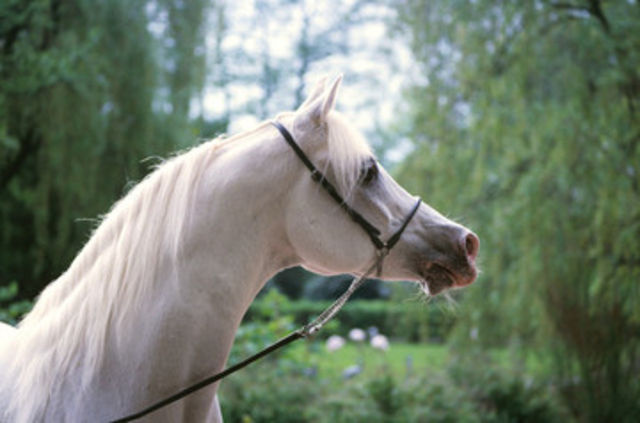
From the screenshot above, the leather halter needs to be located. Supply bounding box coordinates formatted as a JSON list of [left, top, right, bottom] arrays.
[[270, 120, 422, 274]]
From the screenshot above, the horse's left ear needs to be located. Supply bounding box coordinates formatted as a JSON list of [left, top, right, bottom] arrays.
[[298, 76, 328, 110], [319, 74, 342, 120], [299, 74, 342, 125]]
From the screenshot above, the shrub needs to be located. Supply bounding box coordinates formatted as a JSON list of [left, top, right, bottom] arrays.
[[447, 351, 566, 423], [220, 368, 319, 423], [219, 349, 568, 423], [0, 282, 32, 325], [244, 297, 456, 343], [221, 365, 480, 423], [229, 290, 300, 367], [227, 291, 565, 422]]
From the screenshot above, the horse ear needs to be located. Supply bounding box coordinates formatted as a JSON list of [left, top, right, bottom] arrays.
[[298, 76, 328, 110], [300, 74, 342, 125], [320, 74, 342, 120]]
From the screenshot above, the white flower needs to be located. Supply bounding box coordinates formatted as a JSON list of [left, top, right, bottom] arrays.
[[370, 334, 389, 351], [349, 328, 366, 342], [326, 335, 346, 352]]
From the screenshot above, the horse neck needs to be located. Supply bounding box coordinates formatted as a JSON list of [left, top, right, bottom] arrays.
[[100, 130, 299, 415], [106, 131, 299, 416], [5, 129, 300, 421]]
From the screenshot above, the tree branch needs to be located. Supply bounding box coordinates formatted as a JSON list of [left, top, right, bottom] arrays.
[[548, 0, 611, 34], [587, 0, 610, 34]]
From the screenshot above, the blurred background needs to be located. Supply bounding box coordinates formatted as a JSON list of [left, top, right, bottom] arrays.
[[1, 0, 639, 421]]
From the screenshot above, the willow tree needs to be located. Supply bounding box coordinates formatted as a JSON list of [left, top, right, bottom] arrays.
[[0, 0, 209, 298], [394, 1, 639, 420]]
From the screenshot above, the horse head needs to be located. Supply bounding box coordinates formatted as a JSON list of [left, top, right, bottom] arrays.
[[281, 76, 479, 295]]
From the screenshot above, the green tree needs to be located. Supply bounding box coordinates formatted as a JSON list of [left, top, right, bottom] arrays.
[[393, 1, 639, 420], [0, 0, 209, 298]]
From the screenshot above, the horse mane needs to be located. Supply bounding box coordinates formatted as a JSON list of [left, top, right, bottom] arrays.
[[6, 137, 224, 422], [325, 112, 374, 196], [5, 112, 372, 422]]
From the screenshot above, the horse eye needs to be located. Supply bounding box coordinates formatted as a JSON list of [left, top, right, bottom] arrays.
[[361, 162, 378, 185]]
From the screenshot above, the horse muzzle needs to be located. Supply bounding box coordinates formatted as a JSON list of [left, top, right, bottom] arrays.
[[417, 229, 479, 295]]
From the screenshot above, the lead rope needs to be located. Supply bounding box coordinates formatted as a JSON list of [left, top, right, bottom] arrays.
[[300, 250, 385, 337], [110, 250, 387, 423]]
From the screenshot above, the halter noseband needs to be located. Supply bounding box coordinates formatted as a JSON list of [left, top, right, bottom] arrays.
[[270, 120, 422, 275]]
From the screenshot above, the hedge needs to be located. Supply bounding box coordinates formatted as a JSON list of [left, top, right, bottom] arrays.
[[244, 298, 456, 343]]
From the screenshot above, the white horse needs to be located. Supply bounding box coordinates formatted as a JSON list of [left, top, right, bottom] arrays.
[[0, 75, 478, 422]]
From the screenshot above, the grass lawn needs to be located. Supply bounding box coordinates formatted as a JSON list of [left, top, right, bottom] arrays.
[[290, 341, 450, 382], [281, 340, 550, 383]]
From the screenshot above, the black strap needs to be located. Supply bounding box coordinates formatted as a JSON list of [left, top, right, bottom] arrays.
[[385, 198, 421, 250], [271, 121, 421, 253], [271, 121, 386, 249]]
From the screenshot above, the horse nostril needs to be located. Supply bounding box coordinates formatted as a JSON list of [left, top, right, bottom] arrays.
[[464, 232, 479, 261]]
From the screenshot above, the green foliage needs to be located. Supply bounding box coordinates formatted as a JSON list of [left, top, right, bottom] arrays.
[[393, 0, 640, 420], [221, 369, 318, 423], [220, 356, 563, 423], [227, 289, 562, 421], [0, 282, 32, 325], [313, 370, 480, 423], [0, 0, 210, 299], [226, 286, 563, 422], [448, 351, 565, 423], [244, 295, 455, 343], [366, 371, 404, 419], [229, 290, 300, 366]]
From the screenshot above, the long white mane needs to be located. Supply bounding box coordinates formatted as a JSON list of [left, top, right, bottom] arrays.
[[7, 140, 217, 421], [4, 110, 373, 421]]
